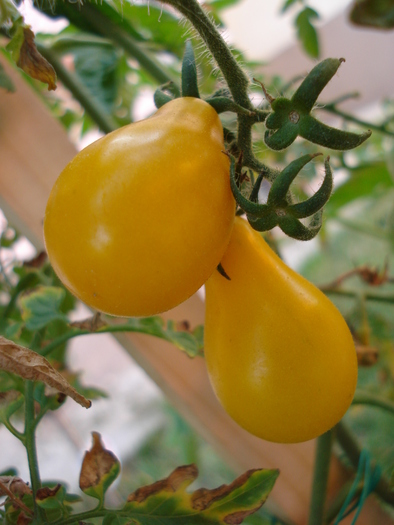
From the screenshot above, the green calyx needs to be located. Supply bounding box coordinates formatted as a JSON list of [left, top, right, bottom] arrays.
[[230, 153, 333, 241], [263, 57, 371, 151]]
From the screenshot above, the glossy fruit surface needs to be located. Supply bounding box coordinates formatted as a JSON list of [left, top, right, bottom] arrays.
[[204, 217, 358, 443], [44, 97, 234, 317]]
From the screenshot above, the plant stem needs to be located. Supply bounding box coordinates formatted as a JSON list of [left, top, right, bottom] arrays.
[[37, 44, 118, 134], [322, 287, 394, 305], [159, 0, 276, 179], [308, 430, 334, 525], [320, 104, 394, 137], [161, 0, 250, 106], [335, 421, 394, 507], [352, 390, 394, 417], [24, 380, 46, 522]]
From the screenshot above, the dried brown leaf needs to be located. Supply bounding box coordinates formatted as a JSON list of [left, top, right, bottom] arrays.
[[0, 477, 32, 497], [79, 432, 119, 492], [23, 251, 47, 269], [17, 28, 56, 91], [16, 512, 32, 525], [0, 336, 91, 408], [36, 484, 62, 501]]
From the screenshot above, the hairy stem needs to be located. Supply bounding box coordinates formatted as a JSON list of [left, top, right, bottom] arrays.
[[160, 0, 250, 106], [308, 430, 333, 525]]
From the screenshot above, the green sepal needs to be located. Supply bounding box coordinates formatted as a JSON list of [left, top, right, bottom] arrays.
[[290, 156, 333, 218], [264, 124, 299, 151], [229, 155, 272, 217], [247, 212, 279, 232], [181, 40, 200, 98], [265, 98, 293, 129], [268, 153, 320, 206], [292, 58, 344, 113], [154, 88, 173, 109], [278, 210, 323, 241], [299, 114, 372, 150]]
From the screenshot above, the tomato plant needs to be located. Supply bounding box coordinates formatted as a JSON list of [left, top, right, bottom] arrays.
[[44, 97, 234, 317], [205, 217, 358, 443]]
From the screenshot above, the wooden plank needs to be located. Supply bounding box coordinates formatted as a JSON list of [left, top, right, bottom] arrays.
[[0, 56, 392, 525]]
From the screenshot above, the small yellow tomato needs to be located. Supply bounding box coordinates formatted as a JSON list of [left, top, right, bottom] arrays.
[[204, 217, 358, 443], [44, 97, 235, 317]]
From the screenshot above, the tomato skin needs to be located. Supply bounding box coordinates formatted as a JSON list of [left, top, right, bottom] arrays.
[[204, 217, 358, 443], [44, 97, 235, 317]]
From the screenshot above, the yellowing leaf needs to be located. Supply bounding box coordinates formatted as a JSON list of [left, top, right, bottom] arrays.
[[7, 25, 57, 90], [0, 336, 91, 409], [79, 432, 120, 501], [123, 464, 279, 524]]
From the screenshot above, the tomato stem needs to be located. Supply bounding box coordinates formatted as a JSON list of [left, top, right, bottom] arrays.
[[308, 430, 334, 525]]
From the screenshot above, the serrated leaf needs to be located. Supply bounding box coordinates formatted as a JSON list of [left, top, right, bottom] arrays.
[[0, 336, 91, 408], [19, 286, 68, 330], [123, 464, 279, 524], [79, 432, 120, 502], [295, 7, 320, 59]]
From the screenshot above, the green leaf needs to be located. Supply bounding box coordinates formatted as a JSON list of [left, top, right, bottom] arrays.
[[326, 162, 394, 216], [349, 0, 394, 29], [19, 286, 68, 330], [72, 44, 119, 112], [123, 465, 279, 524], [295, 7, 320, 59], [281, 0, 300, 13], [0, 63, 15, 92], [209, 0, 243, 11]]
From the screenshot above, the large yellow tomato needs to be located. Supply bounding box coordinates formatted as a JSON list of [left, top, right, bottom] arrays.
[[204, 217, 358, 443], [44, 97, 235, 317]]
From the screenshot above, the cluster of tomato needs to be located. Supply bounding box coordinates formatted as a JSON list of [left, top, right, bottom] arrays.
[[44, 96, 357, 444]]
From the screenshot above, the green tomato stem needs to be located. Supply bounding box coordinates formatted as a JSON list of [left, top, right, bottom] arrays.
[[37, 44, 117, 134], [320, 104, 394, 137], [307, 430, 333, 525], [24, 380, 47, 522]]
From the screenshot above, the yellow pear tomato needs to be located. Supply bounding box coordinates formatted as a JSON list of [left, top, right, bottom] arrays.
[[44, 97, 235, 317], [204, 217, 358, 443]]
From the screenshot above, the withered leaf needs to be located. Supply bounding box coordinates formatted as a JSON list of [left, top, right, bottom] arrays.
[[0, 477, 32, 497], [17, 27, 57, 91], [70, 312, 106, 332], [79, 432, 120, 500], [23, 251, 47, 269], [125, 464, 279, 524], [36, 484, 62, 501], [128, 465, 198, 503], [0, 336, 91, 408]]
